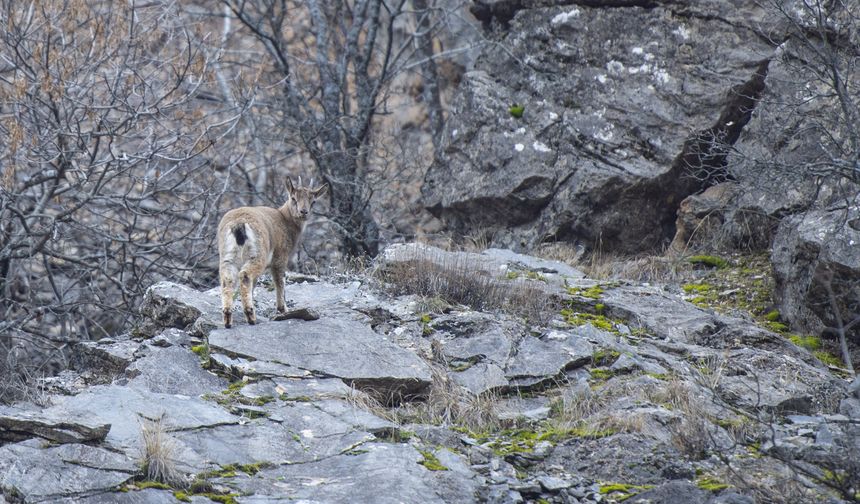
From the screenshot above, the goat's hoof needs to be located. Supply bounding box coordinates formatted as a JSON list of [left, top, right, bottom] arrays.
[[223, 312, 232, 328], [244, 309, 256, 325]]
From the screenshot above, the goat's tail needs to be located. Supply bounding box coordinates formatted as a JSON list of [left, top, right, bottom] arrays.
[[232, 224, 247, 246]]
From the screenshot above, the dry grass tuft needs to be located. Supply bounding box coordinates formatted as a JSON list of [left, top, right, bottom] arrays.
[[140, 415, 185, 487], [376, 252, 558, 324], [348, 364, 503, 433]]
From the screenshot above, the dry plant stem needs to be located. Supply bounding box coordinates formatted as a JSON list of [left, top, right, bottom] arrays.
[[818, 268, 855, 374], [140, 415, 183, 487]]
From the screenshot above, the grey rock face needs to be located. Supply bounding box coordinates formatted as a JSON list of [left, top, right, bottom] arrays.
[[231, 443, 481, 503], [0, 406, 110, 444], [209, 317, 433, 399], [772, 208, 860, 347], [172, 403, 374, 467], [71, 338, 141, 382], [139, 281, 233, 336], [0, 439, 136, 502], [423, 3, 774, 254], [125, 346, 227, 396], [42, 385, 238, 451]]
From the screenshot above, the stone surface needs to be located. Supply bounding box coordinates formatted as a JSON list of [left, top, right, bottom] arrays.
[[0, 439, 136, 502], [0, 406, 110, 444], [241, 377, 351, 401], [505, 333, 593, 386], [451, 362, 509, 395], [172, 402, 374, 467], [230, 443, 481, 503], [423, 3, 776, 254], [42, 385, 238, 452], [772, 207, 860, 354], [125, 346, 227, 396], [71, 338, 141, 380], [209, 317, 433, 398], [140, 281, 239, 336], [4, 246, 856, 503], [381, 242, 580, 290]]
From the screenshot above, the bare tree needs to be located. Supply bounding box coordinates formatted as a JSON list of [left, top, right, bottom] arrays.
[[0, 0, 239, 398], [222, 0, 464, 257]]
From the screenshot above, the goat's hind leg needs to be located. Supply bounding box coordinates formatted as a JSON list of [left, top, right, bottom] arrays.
[[239, 261, 265, 325], [220, 263, 239, 328]]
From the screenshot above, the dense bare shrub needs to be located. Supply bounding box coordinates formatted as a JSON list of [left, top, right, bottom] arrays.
[[0, 0, 239, 398]]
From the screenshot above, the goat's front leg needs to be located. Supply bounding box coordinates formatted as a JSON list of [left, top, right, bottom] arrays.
[[271, 265, 286, 314]]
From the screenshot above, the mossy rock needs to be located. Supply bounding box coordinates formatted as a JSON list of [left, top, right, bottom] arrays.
[[688, 255, 729, 269], [418, 450, 449, 471], [696, 475, 730, 492]]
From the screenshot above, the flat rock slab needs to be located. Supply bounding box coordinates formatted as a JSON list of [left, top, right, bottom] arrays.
[[601, 287, 719, 344], [451, 362, 509, 396], [43, 385, 238, 451], [242, 377, 351, 402], [209, 353, 310, 379], [55, 489, 179, 504], [714, 348, 845, 414], [230, 443, 481, 503], [505, 333, 593, 387], [0, 439, 136, 502], [310, 399, 396, 434], [0, 406, 110, 444], [125, 346, 227, 396], [209, 317, 432, 398], [174, 401, 375, 467]]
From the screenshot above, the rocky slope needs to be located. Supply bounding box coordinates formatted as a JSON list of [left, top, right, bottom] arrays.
[[1, 244, 857, 503]]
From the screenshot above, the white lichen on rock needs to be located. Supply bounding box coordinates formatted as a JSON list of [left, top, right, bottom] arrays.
[[551, 9, 580, 25]]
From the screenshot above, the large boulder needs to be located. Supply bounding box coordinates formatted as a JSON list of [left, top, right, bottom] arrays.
[[672, 20, 860, 254], [423, 2, 776, 253], [772, 207, 860, 355]]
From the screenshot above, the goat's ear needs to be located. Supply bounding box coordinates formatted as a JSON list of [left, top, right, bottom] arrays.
[[285, 177, 295, 194], [313, 183, 329, 199]]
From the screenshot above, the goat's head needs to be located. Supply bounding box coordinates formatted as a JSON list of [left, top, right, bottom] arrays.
[[285, 176, 328, 221]]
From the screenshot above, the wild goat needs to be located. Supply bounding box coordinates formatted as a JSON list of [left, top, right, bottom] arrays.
[[217, 177, 327, 328]]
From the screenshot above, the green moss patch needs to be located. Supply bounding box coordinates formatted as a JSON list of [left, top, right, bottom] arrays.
[[561, 308, 621, 333], [814, 350, 843, 367], [598, 482, 654, 501], [589, 368, 615, 382], [592, 349, 621, 366], [567, 285, 605, 299], [788, 334, 822, 351], [688, 255, 729, 269], [418, 450, 449, 471], [132, 481, 172, 490], [696, 475, 730, 492], [479, 423, 616, 457]]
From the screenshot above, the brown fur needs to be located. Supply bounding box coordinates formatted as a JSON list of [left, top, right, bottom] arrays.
[[217, 178, 327, 327]]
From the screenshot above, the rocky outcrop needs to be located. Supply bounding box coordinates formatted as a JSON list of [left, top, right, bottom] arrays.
[[0, 245, 854, 503], [772, 206, 860, 365], [423, 2, 778, 253]]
